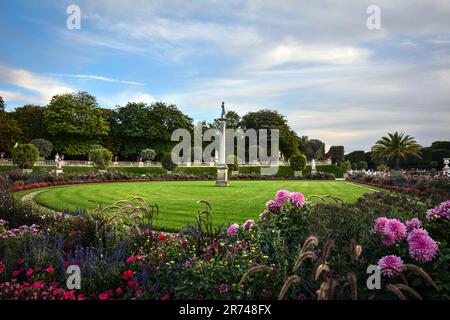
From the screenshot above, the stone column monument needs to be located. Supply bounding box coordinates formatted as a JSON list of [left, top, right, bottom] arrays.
[[215, 102, 230, 187]]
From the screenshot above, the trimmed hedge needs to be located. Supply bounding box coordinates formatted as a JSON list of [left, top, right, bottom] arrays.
[[174, 166, 217, 176]]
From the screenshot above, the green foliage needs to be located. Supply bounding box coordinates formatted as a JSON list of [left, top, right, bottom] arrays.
[[11, 105, 46, 142], [345, 150, 365, 164], [351, 162, 358, 170], [327, 145, 345, 163], [371, 132, 422, 169], [227, 155, 239, 172], [44, 91, 110, 156], [289, 152, 307, 171], [12, 144, 39, 169], [30, 138, 53, 158], [339, 160, 352, 172], [211, 110, 241, 129], [376, 163, 390, 171], [303, 138, 325, 161], [88, 147, 112, 171], [357, 161, 368, 171], [431, 141, 450, 150], [161, 153, 177, 171], [140, 148, 156, 161], [431, 149, 450, 169]]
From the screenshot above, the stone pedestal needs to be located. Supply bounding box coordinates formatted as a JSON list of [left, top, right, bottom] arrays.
[[56, 169, 63, 176], [215, 164, 230, 187], [294, 170, 302, 177]]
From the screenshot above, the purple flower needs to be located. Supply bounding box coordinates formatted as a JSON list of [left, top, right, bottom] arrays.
[[218, 283, 229, 294], [378, 255, 403, 277], [289, 192, 305, 207], [227, 223, 239, 237], [259, 210, 269, 220], [426, 200, 450, 221], [407, 228, 439, 263], [275, 189, 291, 203], [243, 219, 255, 230], [405, 218, 422, 231], [266, 200, 283, 213], [373, 218, 406, 246]]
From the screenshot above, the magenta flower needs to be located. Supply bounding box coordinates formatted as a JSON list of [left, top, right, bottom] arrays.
[[405, 218, 422, 231], [218, 283, 229, 294], [275, 189, 291, 203], [407, 228, 439, 263], [227, 223, 239, 237], [373, 217, 389, 234], [243, 219, 255, 230], [384, 219, 407, 242], [378, 255, 403, 277], [266, 200, 283, 213], [289, 192, 305, 207]]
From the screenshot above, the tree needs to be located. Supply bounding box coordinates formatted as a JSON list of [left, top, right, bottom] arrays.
[[12, 144, 39, 169], [44, 91, 110, 157], [290, 152, 307, 172], [0, 97, 23, 155], [357, 161, 368, 171], [211, 111, 241, 129], [113, 101, 193, 160], [140, 149, 156, 161], [327, 146, 345, 164], [371, 132, 422, 169], [345, 150, 365, 164], [30, 139, 53, 158], [11, 105, 46, 142], [339, 160, 352, 172], [88, 146, 112, 171], [305, 139, 325, 160], [240, 109, 299, 159], [161, 153, 177, 171]]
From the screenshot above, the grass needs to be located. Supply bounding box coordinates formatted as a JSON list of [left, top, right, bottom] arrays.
[[29, 180, 377, 232]]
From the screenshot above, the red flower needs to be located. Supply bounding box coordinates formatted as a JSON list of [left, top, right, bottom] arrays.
[[121, 270, 134, 281], [160, 293, 170, 300], [77, 294, 86, 300], [45, 266, 55, 273], [0, 262, 5, 274], [12, 269, 21, 277], [68, 230, 77, 235], [26, 268, 34, 276], [16, 258, 25, 265], [158, 234, 168, 242], [99, 292, 109, 300], [127, 280, 135, 289], [116, 287, 122, 295]]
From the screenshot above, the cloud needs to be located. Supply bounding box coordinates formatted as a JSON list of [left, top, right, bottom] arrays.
[[53, 74, 145, 86], [99, 91, 158, 107], [0, 65, 74, 105]]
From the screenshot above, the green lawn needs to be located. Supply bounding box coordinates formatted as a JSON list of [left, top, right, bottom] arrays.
[[29, 180, 377, 232]]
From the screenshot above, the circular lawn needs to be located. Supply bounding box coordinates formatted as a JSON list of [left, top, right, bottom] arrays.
[[32, 180, 376, 232]]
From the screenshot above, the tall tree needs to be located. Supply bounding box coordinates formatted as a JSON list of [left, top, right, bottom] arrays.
[[211, 110, 241, 129], [327, 145, 345, 164], [0, 96, 24, 155], [371, 132, 422, 169], [11, 105, 46, 142], [44, 92, 110, 157], [240, 109, 299, 159], [305, 138, 325, 160]]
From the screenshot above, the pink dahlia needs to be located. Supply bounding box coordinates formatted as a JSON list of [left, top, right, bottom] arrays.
[[426, 200, 450, 221], [373, 217, 389, 234], [275, 190, 291, 203], [227, 223, 239, 237], [289, 192, 305, 207], [378, 255, 403, 277], [407, 228, 439, 263], [266, 200, 283, 213], [405, 218, 422, 231], [384, 219, 407, 242], [243, 219, 255, 230]]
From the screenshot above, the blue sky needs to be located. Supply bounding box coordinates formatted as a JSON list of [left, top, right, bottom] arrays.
[[1, 0, 449, 152]]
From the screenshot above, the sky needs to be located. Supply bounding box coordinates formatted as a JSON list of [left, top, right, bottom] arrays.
[[0, 0, 449, 152]]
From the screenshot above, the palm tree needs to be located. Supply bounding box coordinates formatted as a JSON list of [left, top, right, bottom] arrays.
[[371, 132, 422, 169]]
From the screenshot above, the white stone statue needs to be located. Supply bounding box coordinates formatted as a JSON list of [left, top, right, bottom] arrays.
[[311, 158, 316, 171], [55, 153, 62, 170]]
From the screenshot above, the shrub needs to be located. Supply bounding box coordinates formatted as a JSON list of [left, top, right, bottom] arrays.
[[12, 144, 39, 169], [357, 161, 368, 171], [161, 153, 177, 171], [351, 162, 358, 170], [30, 139, 53, 158], [376, 163, 390, 171], [339, 160, 352, 172], [88, 147, 113, 171], [227, 155, 239, 172], [289, 152, 307, 172], [140, 149, 156, 161]]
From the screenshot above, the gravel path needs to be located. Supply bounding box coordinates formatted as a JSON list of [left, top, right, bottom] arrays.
[[21, 190, 57, 215]]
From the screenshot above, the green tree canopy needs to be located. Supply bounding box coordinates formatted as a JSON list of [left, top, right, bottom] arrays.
[[44, 91, 110, 156], [327, 145, 345, 164], [30, 138, 53, 158], [12, 143, 39, 169], [11, 105, 46, 142], [0, 97, 23, 155], [211, 110, 241, 129], [371, 132, 422, 169]]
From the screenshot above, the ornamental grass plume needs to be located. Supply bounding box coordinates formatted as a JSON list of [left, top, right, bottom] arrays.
[[407, 228, 439, 263]]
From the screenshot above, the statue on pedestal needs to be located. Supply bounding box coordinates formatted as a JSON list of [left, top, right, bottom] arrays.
[[55, 153, 62, 170], [311, 158, 317, 174], [216, 101, 229, 187]]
